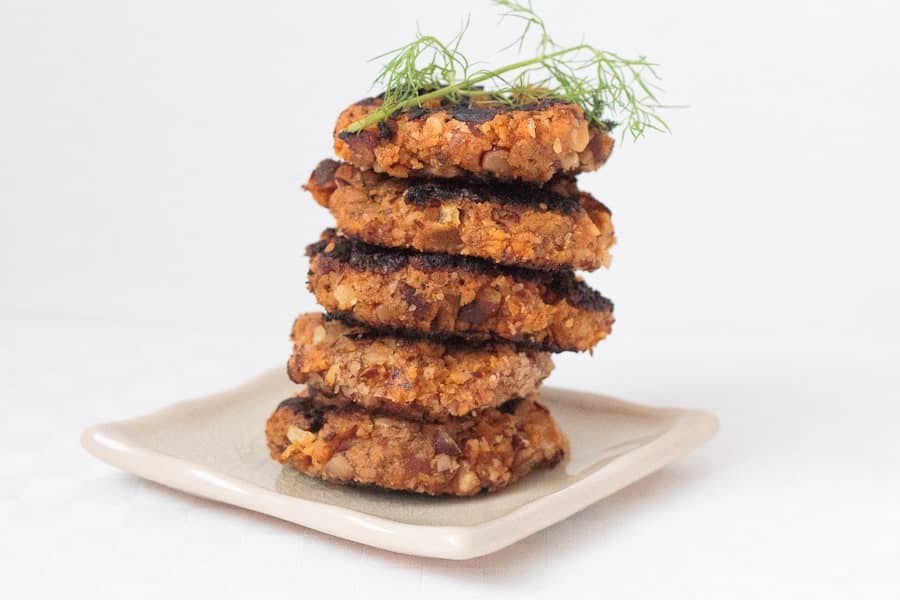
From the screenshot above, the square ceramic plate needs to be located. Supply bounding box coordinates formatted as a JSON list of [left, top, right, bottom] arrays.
[[81, 367, 718, 560]]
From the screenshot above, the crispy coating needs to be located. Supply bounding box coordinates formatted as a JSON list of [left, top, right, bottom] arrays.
[[288, 313, 554, 421], [333, 96, 614, 184], [306, 160, 614, 271], [266, 390, 568, 496], [306, 230, 614, 352]]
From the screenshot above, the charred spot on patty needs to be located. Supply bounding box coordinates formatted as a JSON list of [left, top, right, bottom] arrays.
[[403, 177, 583, 214], [276, 396, 326, 432]]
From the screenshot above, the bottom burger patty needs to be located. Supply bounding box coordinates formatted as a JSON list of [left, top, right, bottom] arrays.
[[266, 389, 569, 496]]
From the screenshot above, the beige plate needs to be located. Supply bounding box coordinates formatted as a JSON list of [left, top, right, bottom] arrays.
[[81, 367, 718, 560]]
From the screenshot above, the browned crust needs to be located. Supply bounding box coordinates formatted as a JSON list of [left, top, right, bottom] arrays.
[[266, 390, 569, 496], [306, 230, 614, 352], [305, 160, 615, 271], [287, 313, 554, 420], [333, 96, 614, 183]]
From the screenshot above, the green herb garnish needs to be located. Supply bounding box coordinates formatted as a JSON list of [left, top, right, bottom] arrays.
[[342, 0, 669, 140]]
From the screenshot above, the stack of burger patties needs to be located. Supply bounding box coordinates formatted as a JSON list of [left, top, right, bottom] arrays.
[[265, 96, 616, 496]]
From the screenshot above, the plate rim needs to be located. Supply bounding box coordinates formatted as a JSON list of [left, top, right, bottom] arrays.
[[81, 367, 719, 560]]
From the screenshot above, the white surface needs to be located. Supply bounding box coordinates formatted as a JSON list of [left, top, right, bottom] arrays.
[[2, 318, 898, 597], [1, 0, 899, 597]]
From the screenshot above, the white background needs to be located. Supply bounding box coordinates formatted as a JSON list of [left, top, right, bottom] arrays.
[[2, 0, 899, 597]]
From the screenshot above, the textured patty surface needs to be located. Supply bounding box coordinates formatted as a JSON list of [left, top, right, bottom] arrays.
[[266, 390, 569, 496], [306, 230, 614, 352], [333, 96, 614, 184], [287, 313, 554, 421], [306, 160, 614, 271]]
